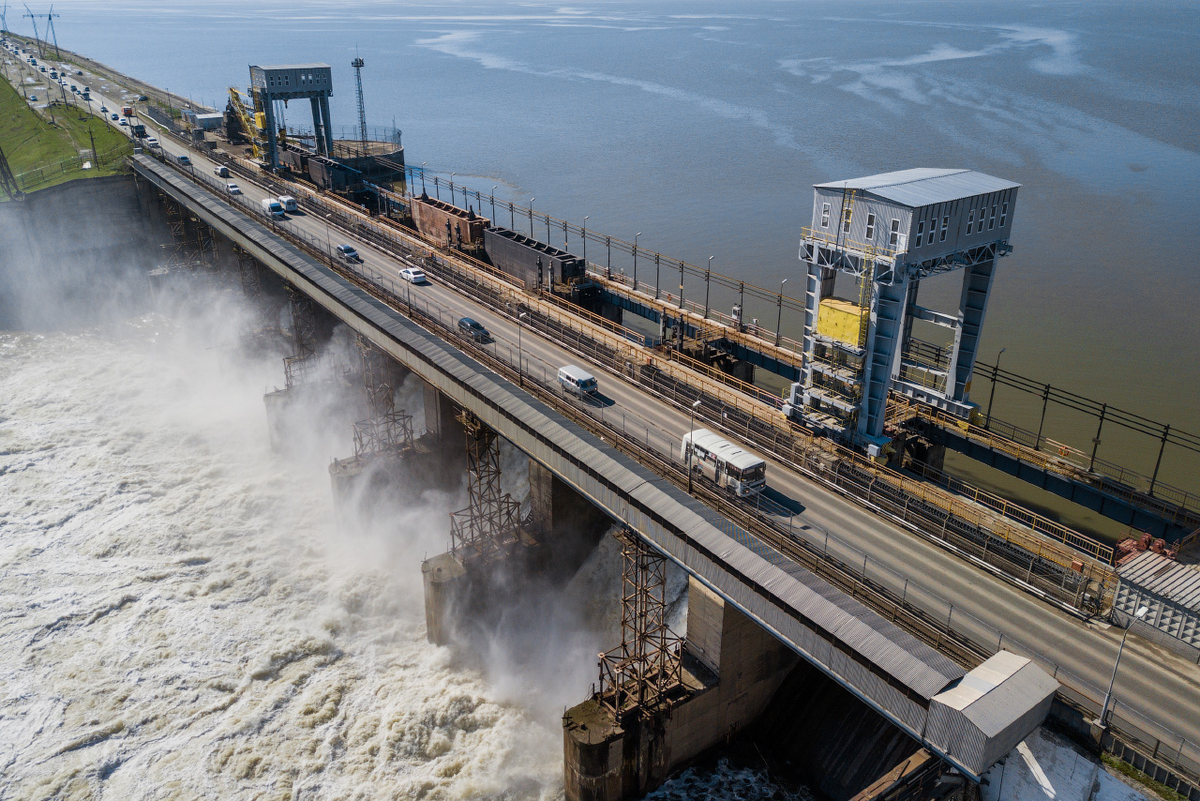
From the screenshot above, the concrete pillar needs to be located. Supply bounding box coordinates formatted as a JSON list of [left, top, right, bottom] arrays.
[[422, 382, 461, 445], [309, 96, 326, 156], [422, 552, 467, 646], [319, 95, 335, 155], [564, 577, 796, 800], [262, 387, 297, 454], [528, 460, 612, 579]]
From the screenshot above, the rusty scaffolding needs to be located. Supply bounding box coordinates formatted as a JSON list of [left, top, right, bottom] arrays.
[[351, 335, 414, 458], [161, 194, 215, 272], [450, 410, 522, 558], [597, 529, 684, 716], [232, 243, 263, 302], [283, 285, 320, 389]]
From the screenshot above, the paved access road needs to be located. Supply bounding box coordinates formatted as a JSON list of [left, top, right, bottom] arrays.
[[72, 67, 1200, 761]]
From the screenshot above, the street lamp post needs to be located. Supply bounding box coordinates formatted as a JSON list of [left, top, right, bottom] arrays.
[[517, 311, 528, 388], [985, 347, 1007, 430], [529, 198, 535, 239], [450, 172, 455, 206], [582, 216, 589, 268], [705, 255, 713, 319], [687, 399, 703, 494], [1099, 605, 1148, 726], [775, 278, 788, 346], [323, 212, 334, 265], [491, 186, 498, 220], [633, 232, 642, 290]]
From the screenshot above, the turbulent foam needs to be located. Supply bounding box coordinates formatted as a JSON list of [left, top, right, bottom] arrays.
[[0, 315, 568, 799], [0, 285, 799, 798]]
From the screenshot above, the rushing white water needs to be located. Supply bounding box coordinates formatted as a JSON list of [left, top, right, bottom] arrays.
[[0, 284, 583, 798], [0, 281, 746, 800]]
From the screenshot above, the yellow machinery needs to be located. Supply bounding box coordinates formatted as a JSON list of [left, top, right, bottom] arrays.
[[227, 87, 264, 162], [816, 298, 865, 347]]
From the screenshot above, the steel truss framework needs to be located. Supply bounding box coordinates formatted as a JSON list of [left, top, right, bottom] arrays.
[[597, 529, 683, 717], [161, 193, 215, 272], [449, 410, 521, 558], [283, 285, 320, 389], [231, 243, 263, 302], [351, 336, 414, 458]]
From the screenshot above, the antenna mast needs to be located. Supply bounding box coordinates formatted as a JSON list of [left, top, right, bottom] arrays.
[[46, 4, 58, 59], [21, 3, 41, 57], [351, 53, 367, 155]]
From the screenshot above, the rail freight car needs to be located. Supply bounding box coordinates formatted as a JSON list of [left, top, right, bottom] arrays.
[[482, 227, 586, 292], [411, 193, 488, 252]]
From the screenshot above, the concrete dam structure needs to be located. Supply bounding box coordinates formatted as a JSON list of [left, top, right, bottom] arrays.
[[4, 37, 1199, 799]]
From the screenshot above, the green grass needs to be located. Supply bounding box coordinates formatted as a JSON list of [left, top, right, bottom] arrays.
[[1, 73, 132, 195], [1101, 753, 1190, 801]]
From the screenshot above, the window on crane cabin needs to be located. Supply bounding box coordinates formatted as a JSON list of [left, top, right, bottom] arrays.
[[821, 202, 831, 228]]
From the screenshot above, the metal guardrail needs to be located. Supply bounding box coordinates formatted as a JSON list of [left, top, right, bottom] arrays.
[[133, 150, 1200, 794], [898, 399, 1200, 531]]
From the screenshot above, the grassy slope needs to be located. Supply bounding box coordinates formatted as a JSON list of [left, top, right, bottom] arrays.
[[1, 75, 131, 194]]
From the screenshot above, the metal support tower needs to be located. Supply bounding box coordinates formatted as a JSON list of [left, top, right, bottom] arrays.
[[283, 286, 320, 388], [350, 335, 415, 458], [351, 55, 367, 155], [0, 144, 23, 200], [231, 243, 263, 302], [45, 5, 58, 59], [21, 4, 41, 57], [449, 410, 521, 558], [597, 529, 683, 717]]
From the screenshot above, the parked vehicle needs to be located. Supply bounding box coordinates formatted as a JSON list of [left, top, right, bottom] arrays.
[[399, 266, 425, 283], [680, 429, 766, 497], [213, 165, 229, 178], [557, 365, 598, 398], [226, 182, 242, 195], [277, 195, 297, 213], [336, 244, 361, 263], [457, 317, 490, 342], [261, 198, 285, 219]]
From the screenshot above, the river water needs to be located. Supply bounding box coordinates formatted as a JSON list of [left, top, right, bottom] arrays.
[[2, 0, 1193, 796]]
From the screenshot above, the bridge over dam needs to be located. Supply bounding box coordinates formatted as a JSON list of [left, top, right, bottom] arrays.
[[118, 143, 1200, 799]]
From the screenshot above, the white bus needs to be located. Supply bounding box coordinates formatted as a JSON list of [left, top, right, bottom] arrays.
[[680, 429, 766, 497]]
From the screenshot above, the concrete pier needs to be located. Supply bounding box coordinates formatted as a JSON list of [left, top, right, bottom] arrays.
[[563, 576, 797, 800]]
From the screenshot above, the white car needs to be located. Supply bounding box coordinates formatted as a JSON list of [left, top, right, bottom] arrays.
[[400, 267, 426, 284], [119, 118, 128, 126], [226, 182, 242, 195]]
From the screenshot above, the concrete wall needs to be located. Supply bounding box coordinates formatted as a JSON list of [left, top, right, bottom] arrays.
[[0, 174, 169, 329]]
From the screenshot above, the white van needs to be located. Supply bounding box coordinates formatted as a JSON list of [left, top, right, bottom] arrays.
[[277, 195, 297, 213], [557, 365, 598, 398], [261, 198, 285, 219]]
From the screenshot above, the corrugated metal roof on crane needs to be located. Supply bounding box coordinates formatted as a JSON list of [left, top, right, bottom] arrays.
[[815, 168, 1020, 208]]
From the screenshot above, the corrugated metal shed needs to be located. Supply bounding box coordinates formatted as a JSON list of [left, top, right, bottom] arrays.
[[815, 168, 1020, 209], [925, 651, 1057, 775], [1119, 551, 1200, 610]]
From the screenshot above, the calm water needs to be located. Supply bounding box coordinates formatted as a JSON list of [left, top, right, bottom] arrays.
[[2, 1, 1195, 796]]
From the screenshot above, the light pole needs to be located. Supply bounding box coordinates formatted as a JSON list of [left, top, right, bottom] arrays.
[[323, 212, 334, 265], [775, 278, 788, 346], [582, 216, 589, 268], [420, 162, 426, 193], [450, 172, 455, 206], [633, 232, 642, 290], [1099, 605, 1148, 726], [984, 347, 1007, 430], [687, 399, 702, 494], [705, 255, 713, 319], [517, 311, 528, 388], [491, 185, 498, 220], [529, 197, 535, 239]]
